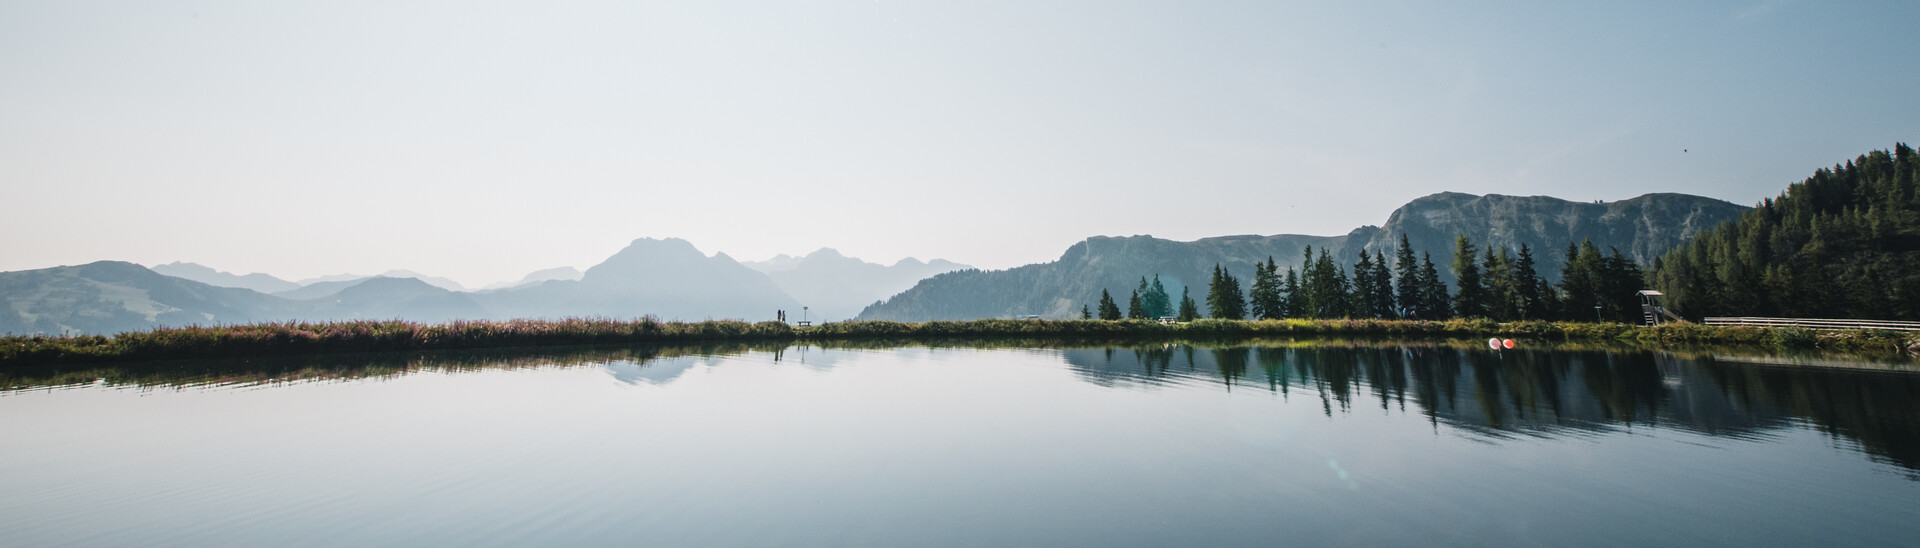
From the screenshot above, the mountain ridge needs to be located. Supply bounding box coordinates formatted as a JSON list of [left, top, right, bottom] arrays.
[[857, 192, 1747, 321]]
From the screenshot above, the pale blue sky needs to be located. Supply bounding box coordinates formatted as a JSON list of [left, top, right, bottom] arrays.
[[3, 1, 1914, 287]]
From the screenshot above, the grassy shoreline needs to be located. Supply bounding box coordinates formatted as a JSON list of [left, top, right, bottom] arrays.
[[4, 317, 1917, 367]]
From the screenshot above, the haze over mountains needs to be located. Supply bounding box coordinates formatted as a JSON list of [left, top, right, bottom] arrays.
[[480, 267, 584, 291], [155, 262, 482, 295], [1, 238, 968, 335], [2, 192, 1745, 335], [150, 262, 301, 294], [857, 192, 1747, 321], [743, 249, 971, 322]]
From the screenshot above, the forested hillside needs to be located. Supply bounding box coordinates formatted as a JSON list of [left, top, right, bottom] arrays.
[[1652, 144, 1920, 320]]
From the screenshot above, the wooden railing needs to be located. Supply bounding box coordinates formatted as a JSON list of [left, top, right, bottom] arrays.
[[1703, 317, 1920, 331]]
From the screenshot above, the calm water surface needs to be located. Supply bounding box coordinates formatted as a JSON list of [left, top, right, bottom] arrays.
[[3, 343, 1918, 546]]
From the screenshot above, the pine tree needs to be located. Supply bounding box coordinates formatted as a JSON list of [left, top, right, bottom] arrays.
[[1282, 268, 1301, 319], [1207, 264, 1247, 320], [1560, 240, 1601, 321], [1081, 304, 1092, 320], [1177, 287, 1199, 321], [1249, 257, 1283, 320], [1299, 247, 1324, 318], [1483, 247, 1517, 321], [1302, 247, 1350, 318], [1367, 250, 1395, 318], [1512, 244, 1549, 320], [1337, 264, 1360, 319], [1206, 265, 1223, 317], [1599, 247, 1645, 323], [1418, 252, 1451, 319], [1451, 235, 1490, 318], [1142, 275, 1173, 319], [1353, 251, 1377, 318], [1097, 289, 1122, 320], [1226, 269, 1247, 319], [1127, 289, 1147, 319], [1394, 235, 1419, 318]]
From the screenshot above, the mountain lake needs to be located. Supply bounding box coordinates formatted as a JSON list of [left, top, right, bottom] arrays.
[[3, 341, 1917, 546]]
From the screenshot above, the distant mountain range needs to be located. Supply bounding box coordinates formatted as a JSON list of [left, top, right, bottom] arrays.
[[1, 238, 967, 335], [0, 192, 1746, 334], [479, 267, 583, 291], [155, 261, 481, 294], [743, 249, 970, 322], [856, 192, 1747, 321], [150, 262, 301, 294], [0, 261, 297, 335], [480, 237, 801, 322]]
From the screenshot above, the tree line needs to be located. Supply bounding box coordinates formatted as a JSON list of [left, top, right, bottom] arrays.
[[1089, 234, 1648, 323]]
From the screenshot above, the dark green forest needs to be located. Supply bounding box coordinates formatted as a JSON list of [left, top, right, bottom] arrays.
[[1651, 144, 1920, 320]]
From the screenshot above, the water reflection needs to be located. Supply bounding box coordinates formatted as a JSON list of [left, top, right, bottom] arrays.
[[1063, 342, 1920, 475], [7, 339, 1920, 476]]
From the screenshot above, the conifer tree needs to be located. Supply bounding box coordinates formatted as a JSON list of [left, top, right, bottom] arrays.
[[1301, 247, 1350, 318], [1142, 276, 1173, 319], [1207, 264, 1247, 320], [1559, 240, 1601, 321], [1512, 244, 1549, 320], [1370, 250, 1395, 318], [1268, 257, 1284, 317], [1451, 235, 1490, 318], [1097, 289, 1122, 320], [1299, 247, 1324, 318], [1394, 235, 1419, 318], [1081, 304, 1092, 320], [1599, 247, 1645, 323], [1418, 252, 1451, 319], [1353, 251, 1377, 317], [1483, 247, 1517, 321], [1127, 289, 1147, 319], [1336, 264, 1360, 318], [1226, 269, 1247, 319], [1249, 257, 1283, 320], [1282, 267, 1301, 319], [1177, 287, 1199, 321]]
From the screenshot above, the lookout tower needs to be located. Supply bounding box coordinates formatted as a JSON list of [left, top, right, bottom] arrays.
[[1638, 290, 1684, 326]]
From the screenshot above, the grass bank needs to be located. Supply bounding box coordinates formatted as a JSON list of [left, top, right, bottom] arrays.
[[4, 317, 1917, 367]]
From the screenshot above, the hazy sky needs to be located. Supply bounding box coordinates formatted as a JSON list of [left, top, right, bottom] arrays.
[[4, 1, 1914, 287]]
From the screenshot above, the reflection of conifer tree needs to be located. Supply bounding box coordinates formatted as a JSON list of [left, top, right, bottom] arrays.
[[1213, 347, 1250, 389], [1256, 346, 1289, 395]]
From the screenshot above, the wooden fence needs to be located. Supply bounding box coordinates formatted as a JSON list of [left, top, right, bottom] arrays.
[[1703, 317, 1920, 331]]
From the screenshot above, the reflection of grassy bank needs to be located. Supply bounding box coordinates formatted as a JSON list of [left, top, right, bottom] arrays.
[[4, 317, 1917, 367], [6, 333, 1915, 392], [0, 342, 791, 391]]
